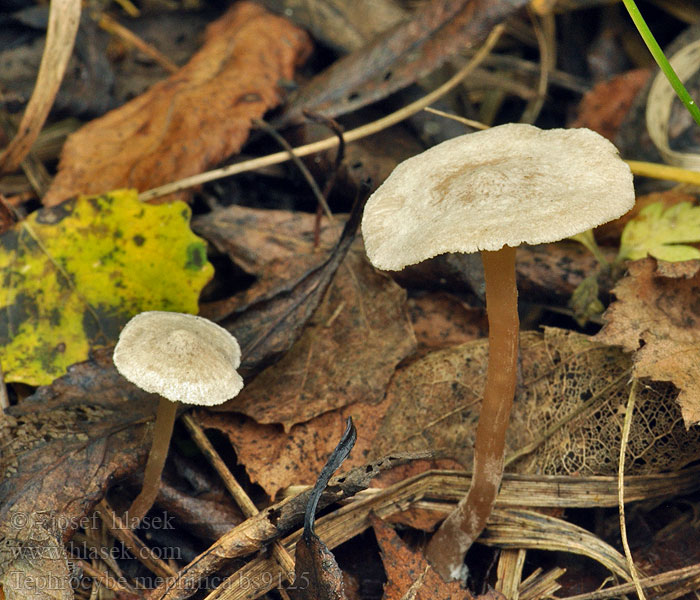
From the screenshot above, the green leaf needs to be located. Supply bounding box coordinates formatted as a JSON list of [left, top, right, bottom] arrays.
[[0, 189, 213, 385], [618, 201, 700, 262]]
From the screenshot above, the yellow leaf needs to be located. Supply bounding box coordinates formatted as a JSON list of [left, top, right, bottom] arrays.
[[619, 201, 700, 262], [0, 189, 213, 385]]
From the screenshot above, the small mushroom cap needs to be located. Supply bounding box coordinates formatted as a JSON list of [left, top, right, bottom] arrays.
[[113, 311, 243, 406], [362, 123, 635, 271]]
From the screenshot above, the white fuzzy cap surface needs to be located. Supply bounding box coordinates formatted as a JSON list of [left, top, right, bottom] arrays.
[[362, 123, 635, 271], [113, 311, 243, 405]]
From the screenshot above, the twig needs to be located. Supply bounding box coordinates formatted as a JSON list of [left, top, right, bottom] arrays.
[[301, 110, 345, 248], [0, 0, 81, 173], [138, 23, 506, 202], [422, 107, 489, 130], [98, 13, 178, 74], [252, 118, 333, 221], [625, 160, 700, 185], [182, 414, 296, 600], [97, 500, 177, 580], [618, 379, 647, 600]]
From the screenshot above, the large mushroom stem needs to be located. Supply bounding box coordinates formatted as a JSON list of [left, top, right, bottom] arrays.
[[127, 397, 178, 524], [425, 245, 519, 581]]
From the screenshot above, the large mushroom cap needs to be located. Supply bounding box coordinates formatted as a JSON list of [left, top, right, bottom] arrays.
[[113, 311, 243, 406], [362, 123, 635, 271]]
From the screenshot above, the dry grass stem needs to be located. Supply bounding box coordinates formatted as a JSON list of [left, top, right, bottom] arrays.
[[520, 8, 555, 124], [144, 461, 700, 600], [422, 106, 489, 130], [559, 562, 700, 600], [0, 0, 81, 173], [480, 508, 631, 581], [518, 567, 566, 600], [199, 464, 700, 600], [618, 379, 647, 600], [496, 548, 527, 599]]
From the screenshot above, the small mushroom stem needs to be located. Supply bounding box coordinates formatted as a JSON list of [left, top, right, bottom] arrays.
[[127, 397, 178, 524], [426, 245, 519, 581]]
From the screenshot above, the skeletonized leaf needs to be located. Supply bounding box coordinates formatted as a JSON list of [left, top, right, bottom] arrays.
[[203, 328, 700, 497]]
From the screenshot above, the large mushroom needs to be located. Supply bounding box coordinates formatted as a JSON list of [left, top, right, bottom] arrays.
[[113, 311, 244, 523], [361, 123, 635, 580]]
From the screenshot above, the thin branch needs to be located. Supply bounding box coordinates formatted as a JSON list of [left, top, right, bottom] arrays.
[[252, 118, 334, 221]]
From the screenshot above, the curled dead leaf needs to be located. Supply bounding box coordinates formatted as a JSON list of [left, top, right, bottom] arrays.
[[44, 2, 311, 205]]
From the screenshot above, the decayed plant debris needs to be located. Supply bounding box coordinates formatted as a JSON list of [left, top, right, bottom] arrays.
[[2, 0, 700, 598]]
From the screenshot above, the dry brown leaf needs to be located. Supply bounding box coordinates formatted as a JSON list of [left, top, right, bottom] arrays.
[[371, 515, 475, 600], [201, 329, 700, 498], [1, 530, 73, 599], [277, 0, 529, 126], [43, 2, 311, 206], [408, 292, 487, 351], [596, 257, 700, 425], [259, 0, 407, 53], [0, 349, 158, 599], [195, 205, 345, 323], [223, 247, 416, 429], [196, 401, 387, 499], [570, 69, 651, 141], [194, 205, 342, 277], [196, 205, 415, 427], [293, 531, 347, 600], [218, 203, 365, 381]]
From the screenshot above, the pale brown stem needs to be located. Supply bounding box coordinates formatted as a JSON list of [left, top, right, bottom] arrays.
[[127, 397, 178, 524], [425, 245, 519, 581]]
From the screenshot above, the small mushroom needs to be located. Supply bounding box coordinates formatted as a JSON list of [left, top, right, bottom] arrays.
[[113, 311, 243, 522], [361, 123, 635, 580]]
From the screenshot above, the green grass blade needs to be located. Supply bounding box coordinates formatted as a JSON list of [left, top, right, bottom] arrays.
[[622, 0, 700, 127]]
